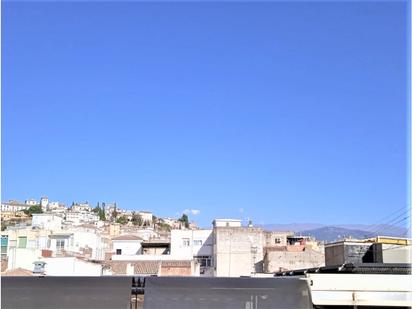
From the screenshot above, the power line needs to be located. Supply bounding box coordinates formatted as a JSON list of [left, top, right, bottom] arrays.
[[364, 206, 410, 233], [371, 215, 411, 236], [367, 208, 411, 236]]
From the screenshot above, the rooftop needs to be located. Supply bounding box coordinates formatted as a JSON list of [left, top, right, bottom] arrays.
[[112, 234, 142, 241]]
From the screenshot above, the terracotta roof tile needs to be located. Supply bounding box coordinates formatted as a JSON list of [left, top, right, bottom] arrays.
[[161, 260, 191, 267], [107, 261, 160, 275]]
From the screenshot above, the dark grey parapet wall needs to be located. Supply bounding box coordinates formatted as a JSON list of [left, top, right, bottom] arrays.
[[144, 276, 312, 309], [2, 276, 312, 309], [325, 242, 374, 266], [2, 276, 133, 309]]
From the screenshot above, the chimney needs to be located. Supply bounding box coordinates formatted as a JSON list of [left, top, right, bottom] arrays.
[[33, 261, 46, 275]]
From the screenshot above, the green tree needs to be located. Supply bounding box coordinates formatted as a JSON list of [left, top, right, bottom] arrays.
[[116, 216, 128, 225], [23, 205, 43, 217], [157, 222, 171, 232], [1, 221, 8, 231], [178, 214, 189, 229], [92, 205, 106, 221]]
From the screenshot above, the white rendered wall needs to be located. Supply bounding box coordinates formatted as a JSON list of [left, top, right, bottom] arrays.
[[171, 229, 213, 259], [112, 240, 141, 256], [42, 257, 102, 276]]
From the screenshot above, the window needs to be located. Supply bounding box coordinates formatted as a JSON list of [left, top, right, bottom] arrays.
[[18, 237, 27, 248], [28, 240, 36, 249], [116, 249, 122, 255], [195, 256, 212, 267], [182, 238, 190, 247], [193, 240, 203, 246], [9, 240, 16, 247], [1, 236, 8, 258], [275, 238, 281, 244], [56, 239, 65, 253]]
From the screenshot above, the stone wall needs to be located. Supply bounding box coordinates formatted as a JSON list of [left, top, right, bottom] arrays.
[[264, 247, 324, 272], [214, 227, 264, 277], [264, 231, 292, 247]]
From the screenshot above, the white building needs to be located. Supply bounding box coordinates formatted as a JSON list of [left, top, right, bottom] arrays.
[[138, 211, 153, 223], [49, 204, 67, 214], [32, 214, 63, 231], [112, 235, 142, 257], [160, 217, 180, 229], [213, 222, 265, 277], [25, 199, 38, 206], [4, 227, 52, 271], [213, 219, 242, 228], [1, 201, 30, 212], [171, 229, 214, 275], [71, 202, 92, 212], [41, 257, 103, 276], [48, 201, 60, 209], [103, 202, 117, 219], [40, 197, 49, 211], [48, 232, 73, 255], [132, 228, 157, 241], [6, 251, 103, 276], [71, 228, 110, 260], [65, 211, 99, 225]]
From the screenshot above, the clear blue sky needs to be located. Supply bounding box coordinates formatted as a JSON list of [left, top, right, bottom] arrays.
[[2, 1, 409, 227]]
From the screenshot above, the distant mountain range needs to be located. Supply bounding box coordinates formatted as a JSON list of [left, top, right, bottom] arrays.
[[258, 223, 409, 243], [298, 226, 374, 243]]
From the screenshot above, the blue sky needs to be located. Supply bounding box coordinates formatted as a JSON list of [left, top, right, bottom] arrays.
[[2, 1, 409, 227]]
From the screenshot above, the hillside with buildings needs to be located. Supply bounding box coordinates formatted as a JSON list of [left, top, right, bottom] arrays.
[[1, 197, 329, 277], [1, 197, 411, 309], [1, 197, 410, 279]]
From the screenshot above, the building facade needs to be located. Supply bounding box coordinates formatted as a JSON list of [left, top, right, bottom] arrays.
[[171, 229, 214, 276]]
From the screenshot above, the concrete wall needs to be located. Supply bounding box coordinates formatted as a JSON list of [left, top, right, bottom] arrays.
[[72, 231, 107, 260], [382, 244, 412, 263], [264, 231, 291, 247], [133, 228, 156, 241], [325, 242, 374, 266], [264, 248, 325, 272], [42, 257, 102, 276], [7, 248, 42, 271], [32, 214, 63, 231], [112, 240, 141, 256], [159, 260, 199, 276], [171, 229, 213, 259], [214, 227, 264, 277], [213, 219, 242, 228], [142, 247, 168, 255], [325, 243, 345, 266]]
